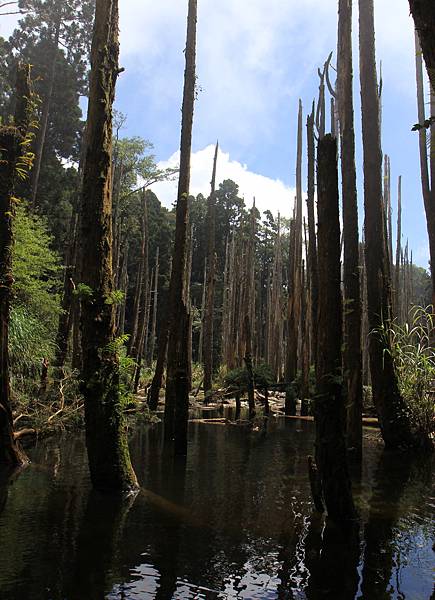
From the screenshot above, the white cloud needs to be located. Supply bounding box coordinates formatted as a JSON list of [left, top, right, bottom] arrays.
[[151, 144, 295, 217]]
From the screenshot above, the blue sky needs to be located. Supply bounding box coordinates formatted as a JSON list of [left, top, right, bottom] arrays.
[[1, 0, 430, 268]]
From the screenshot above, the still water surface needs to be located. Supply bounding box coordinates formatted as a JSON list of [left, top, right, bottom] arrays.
[[0, 415, 433, 599]]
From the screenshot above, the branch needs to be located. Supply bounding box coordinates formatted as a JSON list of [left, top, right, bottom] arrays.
[[0, 1, 18, 8], [324, 51, 337, 99]]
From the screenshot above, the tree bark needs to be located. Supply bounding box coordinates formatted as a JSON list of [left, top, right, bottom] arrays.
[[414, 31, 435, 314], [0, 64, 31, 467], [306, 105, 318, 369], [409, 0, 435, 95], [164, 0, 197, 455], [148, 247, 159, 364], [203, 142, 218, 397], [359, 0, 419, 449], [285, 101, 303, 414], [314, 134, 356, 521], [394, 176, 402, 319], [79, 0, 137, 492], [54, 211, 79, 370], [337, 0, 363, 460]]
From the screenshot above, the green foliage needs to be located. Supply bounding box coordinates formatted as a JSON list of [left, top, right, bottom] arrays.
[[224, 363, 274, 392], [9, 204, 62, 405], [9, 305, 56, 373], [105, 289, 125, 306], [379, 306, 435, 437], [74, 283, 93, 299], [12, 203, 61, 329], [104, 334, 130, 355]]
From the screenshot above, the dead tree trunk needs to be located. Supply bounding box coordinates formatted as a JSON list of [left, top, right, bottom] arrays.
[[244, 202, 257, 420], [409, 0, 435, 95], [359, 0, 420, 449], [80, 0, 138, 492], [395, 177, 402, 319], [414, 32, 435, 315], [0, 64, 31, 467], [285, 101, 303, 414], [148, 247, 159, 364], [54, 212, 79, 370], [132, 196, 150, 391], [306, 105, 318, 368], [127, 196, 148, 357], [313, 134, 356, 521], [337, 0, 363, 460], [203, 142, 218, 398], [164, 0, 197, 455]]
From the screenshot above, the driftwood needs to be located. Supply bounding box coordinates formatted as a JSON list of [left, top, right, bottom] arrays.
[[14, 428, 37, 440]]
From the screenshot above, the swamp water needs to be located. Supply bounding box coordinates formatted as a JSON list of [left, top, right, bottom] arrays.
[[0, 415, 433, 599]]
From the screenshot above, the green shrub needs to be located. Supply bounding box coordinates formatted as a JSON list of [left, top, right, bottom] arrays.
[[379, 306, 435, 438], [223, 362, 274, 392]]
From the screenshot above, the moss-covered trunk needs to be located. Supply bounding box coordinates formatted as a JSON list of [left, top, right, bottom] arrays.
[[79, 0, 137, 492], [0, 65, 31, 467]]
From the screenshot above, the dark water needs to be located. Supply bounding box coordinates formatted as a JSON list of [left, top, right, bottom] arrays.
[[0, 415, 433, 599]]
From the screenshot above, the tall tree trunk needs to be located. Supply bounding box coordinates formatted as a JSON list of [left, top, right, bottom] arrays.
[[164, 0, 197, 456], [198, 259, 206, 366], [337, 0, 363, 460], [132, 196, 150, 391], [244, 202, 257, 420], [127, 200, 147, 357], [285, 101, 303, 414], [54, 211, 79, 370], [0, 64, 31, 467], [409, 0, 435, 95], [414, 32, 435, 314], [148, 247, 159, 364], [313, 134, 356, 521], [30, 19, 60, 209], [306, 105, 318, 369], [395, 176, 402, 319], [80, 0, 137, 492], [359, 0, 419, 449], [203, 142, 218, 398]]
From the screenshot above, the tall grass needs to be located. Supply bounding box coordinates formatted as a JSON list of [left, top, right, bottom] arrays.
[[379, 306, 435, 438]]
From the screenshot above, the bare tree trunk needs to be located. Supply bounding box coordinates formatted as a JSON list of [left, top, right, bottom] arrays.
[[285, 101, 303, 414], [127, 197, 148, 357], [30, 19, 60, 209], [244, 202, 257, 419], [54, 212, 79, 370], [313, 134, 356, 521], [306, 105, 318, 368], [394, 176, 402, 319], [0, 64, 31, 467], [409, 0, 435, 95], [203, 142, 218, 398], [414, 32, 435, 314], [117, 239, 129, 335], [80, 0, 137, 492], [359, 0, 420, 449], [132, 197, 150, 391], [337, 0, 363, 460], [164, 0, 197, 456], [148, 247, 159, 364]]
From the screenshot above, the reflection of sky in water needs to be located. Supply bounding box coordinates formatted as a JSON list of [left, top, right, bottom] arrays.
[[0, 416, 433, 599]]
